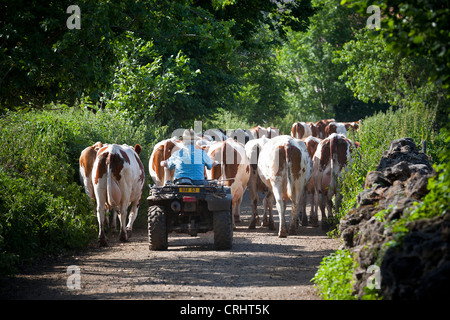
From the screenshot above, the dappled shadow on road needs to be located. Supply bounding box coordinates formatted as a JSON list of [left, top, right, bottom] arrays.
[[0, 190, 337, 300]]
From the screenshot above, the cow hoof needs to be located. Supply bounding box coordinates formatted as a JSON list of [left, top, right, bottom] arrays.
[[98, 238, 108, 247], [234, 216, 241, 223], [248, 219, 256, 229], [119, 230, 128, 242], [268, 222, 275, 231], [126, 229, 132, 239], [278, 230, 287, 238], [288, 227, 297, 235], [261, 218, 269, 227]]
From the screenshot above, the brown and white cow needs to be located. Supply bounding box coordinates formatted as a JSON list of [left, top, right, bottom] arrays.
[[79, 141, 104, 200], [228, 128, 253, 145], [244, 136, 272, 229], [343, 121, 359, 133], [250, 125, 268, 139], [149, 137, 182, 186], [311, 133, 356, 229], [315, 118, 335, 139], [93, 144, 145, 246], [80, 141, 118, 228], [300, 136, 322, 227], [291, 122, 312, 139], [206, 138, 250, 228], [266, 126, 280, 138], [258, 135, 312, 237], [325, 122, 348, 137]]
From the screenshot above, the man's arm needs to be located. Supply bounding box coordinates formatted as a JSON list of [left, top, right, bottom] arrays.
[[203, 150, 217, 170]]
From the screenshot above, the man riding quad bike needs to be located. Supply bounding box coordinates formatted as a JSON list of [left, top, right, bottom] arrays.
[[147, 129, 233, 250]]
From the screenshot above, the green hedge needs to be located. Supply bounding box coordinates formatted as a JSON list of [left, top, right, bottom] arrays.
[[0, 106, 155, 276]]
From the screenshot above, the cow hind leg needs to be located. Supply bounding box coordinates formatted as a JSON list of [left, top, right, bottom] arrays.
[[263, 192, 275, 230], [248, 192, 259, 229], [96, 204, 107, 247], [272, 185, 287, 238], [126, 200, 140, 239], [117, 205, 129, 242]]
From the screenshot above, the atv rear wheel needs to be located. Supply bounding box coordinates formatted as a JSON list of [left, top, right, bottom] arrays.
[[148, 205, 168, 251], [213, 210, 233, 250]]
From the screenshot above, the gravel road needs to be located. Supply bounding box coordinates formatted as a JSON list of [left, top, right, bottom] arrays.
[[0, 191, 339, 300]]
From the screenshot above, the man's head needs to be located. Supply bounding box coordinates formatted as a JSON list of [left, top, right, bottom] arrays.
[[182, 129, 196, 145]]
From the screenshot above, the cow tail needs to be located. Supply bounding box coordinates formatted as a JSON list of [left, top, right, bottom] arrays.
[[329, 135, 339, 196], [106, 154, 117, 210], [285, 144, 293, 196]]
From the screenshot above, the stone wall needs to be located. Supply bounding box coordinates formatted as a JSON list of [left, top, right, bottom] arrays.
[[338, 137, 450, 299]]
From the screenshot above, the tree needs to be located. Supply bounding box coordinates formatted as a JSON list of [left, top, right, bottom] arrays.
[[277, 0, 365, 119], [341, 0, 450, 94]]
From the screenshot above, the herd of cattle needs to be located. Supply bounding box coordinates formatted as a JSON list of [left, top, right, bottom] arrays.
[[79, 119, 360, 245]]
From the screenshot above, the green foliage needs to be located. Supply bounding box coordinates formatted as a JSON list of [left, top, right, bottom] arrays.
[[337, 105, 440, 227], [312, 249, 358, 300], [342, 0, 450, 92], [0, 107, 154, 276], [103, 32, 200, 124], [336, 29, 448, 113], [277, 0, 363, 119]]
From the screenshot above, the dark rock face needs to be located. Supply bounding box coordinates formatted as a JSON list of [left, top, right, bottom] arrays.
[[381, 214, 450, 299], [338, 137, 449, 299]]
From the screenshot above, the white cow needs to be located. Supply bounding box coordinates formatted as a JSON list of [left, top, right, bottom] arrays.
[[93, 144, 145, 246], [258, 135, 312, 237], [311, 133, 355, 229], [244, 136, 272, 229], [149, 137, 182, 186], [206, 138, 250, 229]]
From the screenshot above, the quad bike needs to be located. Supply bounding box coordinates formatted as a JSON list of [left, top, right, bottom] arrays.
[[147, 177, 233, 250]]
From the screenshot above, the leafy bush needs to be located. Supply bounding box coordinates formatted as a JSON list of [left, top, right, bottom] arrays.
[[0, 106, 154, 276], [312, 249, 358, 300], [336, 105, 440, 231]]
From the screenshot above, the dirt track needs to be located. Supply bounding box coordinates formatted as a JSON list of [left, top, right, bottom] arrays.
[[0, 192, 339, 300]]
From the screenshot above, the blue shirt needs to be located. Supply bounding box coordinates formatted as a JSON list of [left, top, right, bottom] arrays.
[[166, 144, 214, 181]]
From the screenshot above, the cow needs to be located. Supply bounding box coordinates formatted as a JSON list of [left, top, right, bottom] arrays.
[[79, 141, 104, 200], [206, 138, 250, 229], [291, 122, 312, 139], [244, 136, 272, 229], [325, 122, 348, 137], [92, 144, 145, 246], [311, 133, 356, 230], [300, 136, 322, 227], [80, 141, 119, 229], [258, 135, 312, 237], [343, 121, 359, 133], [228, 128, 253, 145], [149, 137, 182, 186], [315, 118, 335, 139], [266, 126, 280, 138], [203, 129, 227, 142], [250, 125, 268, 139], [306, 122, 318, 138]]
